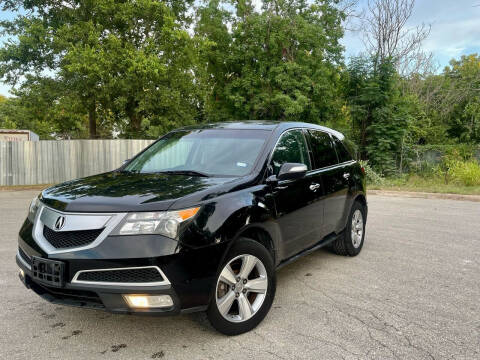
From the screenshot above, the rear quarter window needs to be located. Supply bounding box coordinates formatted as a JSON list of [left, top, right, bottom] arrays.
[[332, 136, 354, 163]]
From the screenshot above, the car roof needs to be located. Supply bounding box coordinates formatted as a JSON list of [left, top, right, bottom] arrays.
[[177, 121, 345, 139]]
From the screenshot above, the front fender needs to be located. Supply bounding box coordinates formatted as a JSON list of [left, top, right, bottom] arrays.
[[178, 185, 280, 251]]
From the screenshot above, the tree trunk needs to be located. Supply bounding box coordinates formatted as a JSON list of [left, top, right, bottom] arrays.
[[88, 102, 97, 139], [398, 133, 405, 174], [360, 112, 369, 159], [130, 112, 142, 137], [126, 98, 141, 138]]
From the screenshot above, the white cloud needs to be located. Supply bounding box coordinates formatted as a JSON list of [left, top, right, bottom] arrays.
[[0, 82, 11, 97], [252, 0, 263, 12], [422, 17, 480, 55]]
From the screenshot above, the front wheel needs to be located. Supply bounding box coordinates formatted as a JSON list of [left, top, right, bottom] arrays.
[[207, 238, 276, 335], [331, 201, 366, 256]]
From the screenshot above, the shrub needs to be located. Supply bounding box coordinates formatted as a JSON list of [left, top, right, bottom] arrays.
[[359, 160, 385, 186], [449, 161, 480, 186]]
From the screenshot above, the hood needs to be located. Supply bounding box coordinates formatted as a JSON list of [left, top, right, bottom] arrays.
[[41, 171, 240, 212]]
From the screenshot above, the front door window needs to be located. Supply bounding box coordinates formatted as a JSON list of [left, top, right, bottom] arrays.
[[270, 130, 311, 175]]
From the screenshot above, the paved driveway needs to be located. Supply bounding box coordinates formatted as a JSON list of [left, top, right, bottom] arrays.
[[0, 190, 479, 359]]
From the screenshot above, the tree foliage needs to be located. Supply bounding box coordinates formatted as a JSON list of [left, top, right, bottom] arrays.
[[0, 0, 199, 138], [345, 57, 407, 174], [197, 0, 346, 123], [0, 0, 478, 176]]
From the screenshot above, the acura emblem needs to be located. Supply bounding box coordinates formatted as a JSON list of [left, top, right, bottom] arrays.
[[54, 216, 66, 230]]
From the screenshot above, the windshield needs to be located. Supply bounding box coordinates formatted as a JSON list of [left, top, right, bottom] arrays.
[[124, 129, 270, 177]]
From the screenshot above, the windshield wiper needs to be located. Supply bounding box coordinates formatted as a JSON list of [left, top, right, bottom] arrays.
[[119, 169, 140, 174], [158, 170, 210, 177]]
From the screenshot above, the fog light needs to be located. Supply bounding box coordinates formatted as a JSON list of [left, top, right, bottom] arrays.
[[19, 268, 25, 278], [123, 295, 173, 309]]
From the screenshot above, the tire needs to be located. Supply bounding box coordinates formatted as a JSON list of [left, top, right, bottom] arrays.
[[207, 238, 276, 335], [331, 201, 366, 257]]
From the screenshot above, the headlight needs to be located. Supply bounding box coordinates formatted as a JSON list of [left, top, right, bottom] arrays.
[[113, 207, 200, 239], [27, 196, 40, 222]]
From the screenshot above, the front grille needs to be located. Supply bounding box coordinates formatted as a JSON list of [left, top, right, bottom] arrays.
[[76, 267, 165, 284], [43, 225, 104, 249], [18, 247, 32, 266]]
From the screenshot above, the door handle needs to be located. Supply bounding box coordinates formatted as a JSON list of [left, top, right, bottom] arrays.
[[309, 183, 320, 192], [343, 173, 350, 180]]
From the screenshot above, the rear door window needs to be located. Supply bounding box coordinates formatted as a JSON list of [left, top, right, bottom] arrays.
[[307, 130, 338, 169], [270, 129, 311, 175]]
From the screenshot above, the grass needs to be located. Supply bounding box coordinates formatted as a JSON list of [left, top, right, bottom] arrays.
[[369, 175, 480, 195], [0, 184, 52, 191], [1, 176, 480, 196]]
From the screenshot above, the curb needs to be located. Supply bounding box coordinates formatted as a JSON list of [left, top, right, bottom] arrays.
[[369, 189, 480, 202], [0, 184, 52, 192]]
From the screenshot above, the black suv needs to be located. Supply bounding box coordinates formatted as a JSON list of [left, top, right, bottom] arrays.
[[17, 121, 367, 335]]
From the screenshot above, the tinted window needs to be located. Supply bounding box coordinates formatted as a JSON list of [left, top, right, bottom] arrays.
[[332, 136, 353, 163], [342, 138, 358, 159], [271, 130, 311, 175], [124, 129, 269, 176], [307, 130, 338, 169]]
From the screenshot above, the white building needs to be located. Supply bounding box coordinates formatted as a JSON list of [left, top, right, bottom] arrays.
[[0, 129, 39, 141]]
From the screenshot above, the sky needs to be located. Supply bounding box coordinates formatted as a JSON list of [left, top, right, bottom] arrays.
[[1, 0, 479, 96], [342, 0, 480, 69]]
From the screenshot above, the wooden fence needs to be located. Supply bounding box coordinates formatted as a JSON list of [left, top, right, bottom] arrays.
[[0, 140, 154, 186]]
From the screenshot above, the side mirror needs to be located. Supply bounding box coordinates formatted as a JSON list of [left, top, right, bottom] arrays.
[[277, 163, 308, 181]]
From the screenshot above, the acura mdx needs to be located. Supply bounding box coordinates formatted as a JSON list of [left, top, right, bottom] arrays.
[[17, 121, 367, 335]]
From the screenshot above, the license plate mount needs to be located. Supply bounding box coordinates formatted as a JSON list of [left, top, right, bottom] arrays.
[[31, 256, 65, 288]]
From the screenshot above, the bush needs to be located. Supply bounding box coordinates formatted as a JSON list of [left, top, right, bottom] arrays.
[[449, 161, 480, 186], [359, 160, 385, 186], [433, 149, 480, 186], [406, 145, 480, 177]]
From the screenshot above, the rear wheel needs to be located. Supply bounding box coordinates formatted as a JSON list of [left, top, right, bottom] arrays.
[[207, 238, 276, 335], [331, 201, 366, 256]]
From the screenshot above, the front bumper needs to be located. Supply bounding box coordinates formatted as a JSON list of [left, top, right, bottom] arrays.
[[16, 252, 184, 315], [17, 218, 229, 315]]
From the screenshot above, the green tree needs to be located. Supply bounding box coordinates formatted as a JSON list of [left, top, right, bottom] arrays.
[[195, 0, 233, 122], [0, 0, 199, 138], [402, 73, 450, 145], [406, 54, 480, 145], [345, 56, 418, 174], [196, 0, 346, 124], [0, 78, 93, 139], [442, 54, 480, 143]]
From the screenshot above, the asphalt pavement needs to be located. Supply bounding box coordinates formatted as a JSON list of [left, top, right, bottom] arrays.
[[0, 190, 479, 359]]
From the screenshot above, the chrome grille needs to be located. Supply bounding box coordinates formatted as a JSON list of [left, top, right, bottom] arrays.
[[43, 225, 104, 249], [32, 205, 126, 254], [72, 266, 170, 286], [76, 268, 164, 283]]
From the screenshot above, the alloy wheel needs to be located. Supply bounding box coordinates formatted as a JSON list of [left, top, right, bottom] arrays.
[[351, 209, 364, 248], [215, 254, 268, 323]]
